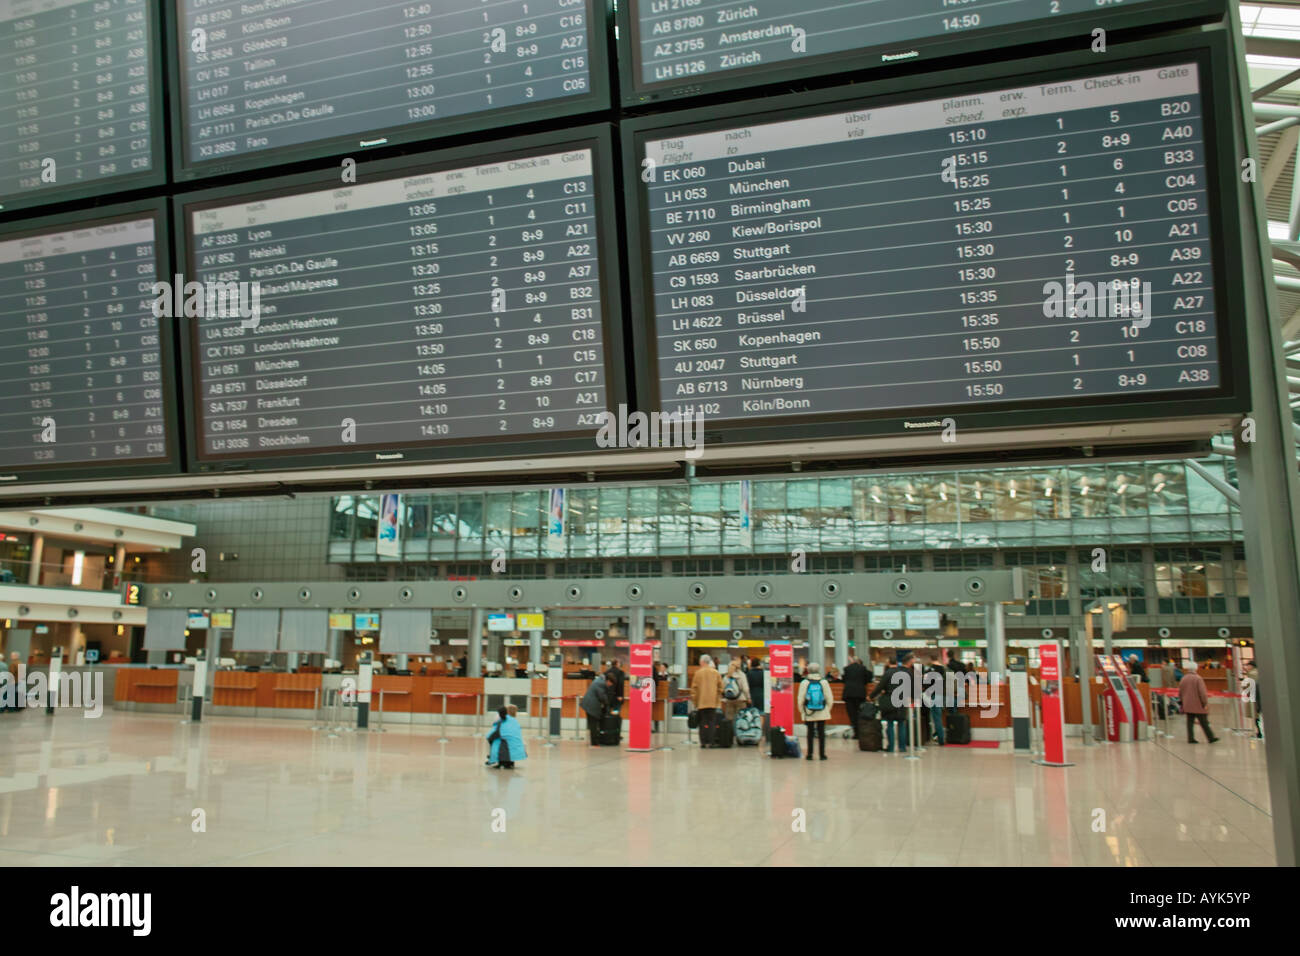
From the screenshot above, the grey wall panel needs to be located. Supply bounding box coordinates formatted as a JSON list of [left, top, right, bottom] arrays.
[[233, 608, 280, 652], [380, 609, 432, 654], [143, 608, 189, 651], [279, 609, 328, 652]]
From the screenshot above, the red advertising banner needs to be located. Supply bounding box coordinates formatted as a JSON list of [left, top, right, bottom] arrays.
[[628, 643, 654, 752], [1038, 642, 1068, 766], [769, 643, 794, 736]]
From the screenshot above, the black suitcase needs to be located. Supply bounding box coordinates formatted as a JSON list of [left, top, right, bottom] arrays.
[[715, 718, 735, 749], [769, 726, 788, 757], [600, 714, 622, 746], [947, 712, 971, 745], [698, 709, 721, 746], [857, 717, 883, 752]]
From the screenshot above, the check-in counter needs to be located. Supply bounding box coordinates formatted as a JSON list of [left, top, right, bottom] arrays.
[[114, 667, 180, 712]]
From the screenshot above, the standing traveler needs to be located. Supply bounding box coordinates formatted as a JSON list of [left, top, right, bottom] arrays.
[[455, 654, 468, 677], [580, 673, 610, 746], [796, 662, 833, 760], [1177, 662, 1219, 744], [1246, 662, 1262, 738], [841, 653, 870, 739], [690, 654, 724, 746], [746, 657, 766, 711], [871, 651, 915, 752], [923, 655, 947, 746], [720, 659, 751, 724]]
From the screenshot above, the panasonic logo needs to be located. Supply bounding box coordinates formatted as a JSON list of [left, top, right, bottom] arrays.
[[374, 453, 405, 460], [903, 420, 944, 429], [882, 50, 920, 62]]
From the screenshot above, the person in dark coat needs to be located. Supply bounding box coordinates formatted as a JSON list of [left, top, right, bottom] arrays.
[[1126, 653, 1147, 683], [605, 659, 626, 714], [580, 673, 610, 746], [841, 653, 870, 738], [871, 651, 916, 752], [746, 658, 766, 712], [945, 652, 967, 715]]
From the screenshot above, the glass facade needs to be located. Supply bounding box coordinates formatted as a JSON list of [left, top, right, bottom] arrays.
[[327, 460, 1239, 563]]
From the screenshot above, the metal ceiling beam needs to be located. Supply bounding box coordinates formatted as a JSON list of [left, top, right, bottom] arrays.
[[141, 569, 1027, 612]]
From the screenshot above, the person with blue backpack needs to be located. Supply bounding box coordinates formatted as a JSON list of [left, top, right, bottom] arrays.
[[796, 662, 834, 760]]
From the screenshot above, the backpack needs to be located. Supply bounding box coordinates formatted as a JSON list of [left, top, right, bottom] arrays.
[[805, 679, 826, 712], [723, 675, 742, 700]]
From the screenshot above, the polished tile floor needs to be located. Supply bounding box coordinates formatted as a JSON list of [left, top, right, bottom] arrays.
[[0, 704, 1275, 866]]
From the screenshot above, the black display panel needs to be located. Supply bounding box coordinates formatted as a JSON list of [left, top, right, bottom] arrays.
[[176, 127, 625, 472], [623, 33, 1247, 448], [174, 0, 609, 180], [0, 199, 179, 483], [618, 0, 1225, 105], [0, 0, 165, 215]]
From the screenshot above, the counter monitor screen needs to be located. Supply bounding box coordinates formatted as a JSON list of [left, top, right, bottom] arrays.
[[0, 209, 170, 476], [0, 0, 157, 208], [636, 59, 1223, 431], [178, 0, 601, 173], [627, 0, 1197, 99], [184, 142, 615, 466]]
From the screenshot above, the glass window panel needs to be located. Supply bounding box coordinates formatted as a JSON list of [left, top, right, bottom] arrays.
[[659, 486, 690, 554], [484, 493, 511, 556], [628, 487, 658, 556]]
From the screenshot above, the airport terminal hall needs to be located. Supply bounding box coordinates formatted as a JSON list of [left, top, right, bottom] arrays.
[[2, 0, 1299, 921]]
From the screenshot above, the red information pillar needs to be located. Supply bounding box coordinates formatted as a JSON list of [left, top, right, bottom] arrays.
[[1038, 642, 1070, 766], [628, 643, 654, 751], [769, 643, 794, 736]]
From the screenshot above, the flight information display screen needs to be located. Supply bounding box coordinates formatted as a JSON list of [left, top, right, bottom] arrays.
[[177, 0, 602, 174], [634, 58, 1226, 430], [624, 0, 1214, 100], [182, 135, 618, 467], [0, 206, 172, 478], [0, 0, 158, 210]]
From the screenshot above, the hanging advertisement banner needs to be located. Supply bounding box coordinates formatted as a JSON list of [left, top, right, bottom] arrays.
[[547, 488, 565, 552], [738, 479, 752, 549], [377, 493, 401, 558], [769, 642, 794, 736], [628, 643, 654, 751]]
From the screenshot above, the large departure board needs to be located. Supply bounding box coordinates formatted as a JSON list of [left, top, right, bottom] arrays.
[[620, 0, 1222, 103], [0, 0, 162, 213], [0, 201, 175, 481], [179, 130, 623, 470], [628, 43, 1243, 443], [176, 0, 606, 178]]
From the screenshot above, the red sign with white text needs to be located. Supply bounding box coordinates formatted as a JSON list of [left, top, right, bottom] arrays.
[[628, 644, 654, 751], [769, 644, 794, 736], [1039, 642, 1067, 765]]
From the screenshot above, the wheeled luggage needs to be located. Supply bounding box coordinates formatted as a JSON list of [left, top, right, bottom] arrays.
[[697, 709, 721, 746], [769, 726, 789, 757], [785, 735, 802, 759], [857, 716, 883, 752], [946, 712, 971, 745], [715, 718, 735, 748], [600, 713, 622, 746]]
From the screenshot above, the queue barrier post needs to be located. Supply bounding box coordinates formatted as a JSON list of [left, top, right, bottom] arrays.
[[904, 703, 920, 760], [569, 695, 585, 742]]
